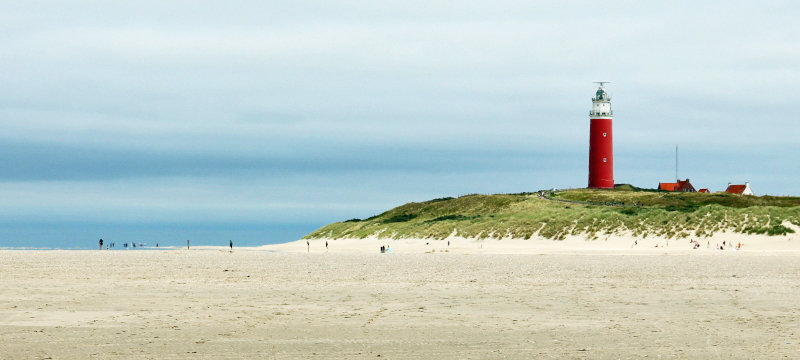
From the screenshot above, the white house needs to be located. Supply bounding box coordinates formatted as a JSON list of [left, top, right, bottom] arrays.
[[725, 182, 754, 195]]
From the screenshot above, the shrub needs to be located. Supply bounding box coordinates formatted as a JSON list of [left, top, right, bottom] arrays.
[[383, 214, 417, 223]]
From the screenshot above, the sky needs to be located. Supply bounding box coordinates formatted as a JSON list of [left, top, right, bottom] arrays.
[[1, 1, 799, 248]]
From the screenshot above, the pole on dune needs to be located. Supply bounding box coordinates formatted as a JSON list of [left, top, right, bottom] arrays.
[[675, 144, 679, 181]]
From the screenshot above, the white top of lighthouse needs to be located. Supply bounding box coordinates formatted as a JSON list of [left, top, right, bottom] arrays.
[[590, 82, 612, 118]]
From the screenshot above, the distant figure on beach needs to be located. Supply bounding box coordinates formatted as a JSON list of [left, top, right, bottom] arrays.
[[380, 245, 384, 253], [99, 239, 103, 250], [187, 240, 190, 249], [307, 240, 309, 252], [448, 241, 450, 247], [230, 240, 233, 249], [325, 241, 328, 251], [156, 243, 158, 247], [387, 246, 392, 253]]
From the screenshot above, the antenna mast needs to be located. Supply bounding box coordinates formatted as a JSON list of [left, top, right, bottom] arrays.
[[675, 144, 679, 181]]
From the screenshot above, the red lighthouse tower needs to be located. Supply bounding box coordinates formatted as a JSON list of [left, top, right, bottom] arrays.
[[588, 82, 614, 189]]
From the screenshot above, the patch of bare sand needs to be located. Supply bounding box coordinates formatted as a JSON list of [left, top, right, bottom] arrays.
[[1, 250, 799, 359]]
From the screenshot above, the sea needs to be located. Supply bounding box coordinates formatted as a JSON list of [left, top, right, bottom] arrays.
[[0, 221, 320, 250]]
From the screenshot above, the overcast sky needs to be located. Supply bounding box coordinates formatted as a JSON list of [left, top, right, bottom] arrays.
[[2, 1, 799, 248]]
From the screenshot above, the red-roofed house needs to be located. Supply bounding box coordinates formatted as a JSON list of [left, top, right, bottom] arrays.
[[725, 182, 754, 195], [658, 179, 697, 192], [658, 182, 679, 191], [698, 189, 709, 193]]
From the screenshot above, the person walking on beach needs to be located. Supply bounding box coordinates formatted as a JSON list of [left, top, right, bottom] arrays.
[[307, 240, 310, 252], [187, 239, 190, 249], [230, 240, 233, 249], [325, 241, 328, 252], [99, 239, 103, 250]]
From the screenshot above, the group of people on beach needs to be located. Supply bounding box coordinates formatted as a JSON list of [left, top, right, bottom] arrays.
[[380, 245, 392, 253], [714, 240, 742, 250], [122, 242, 150, 249], [98, 238, 157, 250], [632, 238, 745, 250], [687, 238, 742, 250], [98, 239, 117, 250]]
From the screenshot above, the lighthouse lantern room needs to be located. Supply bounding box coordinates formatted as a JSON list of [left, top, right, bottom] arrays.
[[588, 82, 614, 189]]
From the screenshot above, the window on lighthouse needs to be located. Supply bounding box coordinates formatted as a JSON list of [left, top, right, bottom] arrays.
[[603, 158, 607, 162], [603, 132, 607, 137]]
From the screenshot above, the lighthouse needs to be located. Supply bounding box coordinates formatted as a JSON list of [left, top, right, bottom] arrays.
[[588, 82, 614, 189]]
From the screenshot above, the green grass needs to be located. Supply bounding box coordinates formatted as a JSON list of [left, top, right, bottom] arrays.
[[304, 189, 800, 241], [552, 187, 800, 208]]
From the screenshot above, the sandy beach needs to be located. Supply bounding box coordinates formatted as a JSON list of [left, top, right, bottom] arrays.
[[2, 242, 800, 359], [269, 228, 800, 254]]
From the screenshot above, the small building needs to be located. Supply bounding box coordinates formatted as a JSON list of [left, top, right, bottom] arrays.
[[725, 182, 754, 195], [658, 179, 697, 192], [658, 182, 678, 191], [698, 188, 709, 193]]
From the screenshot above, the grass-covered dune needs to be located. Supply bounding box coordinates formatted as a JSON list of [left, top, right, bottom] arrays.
[[304, 187, 800, 241]]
